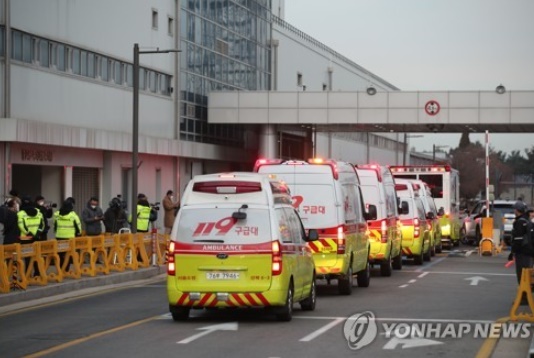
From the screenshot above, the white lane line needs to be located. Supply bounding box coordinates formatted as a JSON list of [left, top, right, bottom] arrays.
[[402, 270, 514, 277], [408, 279, 417, 283], [418, 272, 429, 278], [295, 316, 494, 324], [414, 257, 446, 272], [299, 318, 345, 342], [399, 284, 408, 288]]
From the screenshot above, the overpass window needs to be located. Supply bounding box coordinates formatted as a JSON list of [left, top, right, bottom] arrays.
[[100, 56, 109, 81], [56, 44, 66, 71], [0, 27, 4, 55], [22, 34, 33, 63], [72, 48, 81, 74], [126, 64, 133, 87], [39, 40, 50, 67]]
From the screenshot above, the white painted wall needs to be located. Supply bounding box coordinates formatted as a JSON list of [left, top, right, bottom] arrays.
[[11, 66, 174, 138]]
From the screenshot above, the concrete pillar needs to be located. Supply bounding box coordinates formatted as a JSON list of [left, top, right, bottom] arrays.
[[259, 124, 277, 158], [64, 166, 73, 200]]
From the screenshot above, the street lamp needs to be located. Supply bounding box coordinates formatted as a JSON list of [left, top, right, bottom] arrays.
[[432, 144, 450, 162], [131, 43, 180, 233], [403, 134, 423, 165]]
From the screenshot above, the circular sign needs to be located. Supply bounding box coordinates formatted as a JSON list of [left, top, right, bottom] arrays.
[[425, 100, 440, 116]]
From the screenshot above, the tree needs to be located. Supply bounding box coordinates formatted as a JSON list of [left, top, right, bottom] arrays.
[[459, 131, 471, 149]]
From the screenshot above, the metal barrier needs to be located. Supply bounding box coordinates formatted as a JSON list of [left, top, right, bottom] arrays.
[[0, 231, 170, 294]]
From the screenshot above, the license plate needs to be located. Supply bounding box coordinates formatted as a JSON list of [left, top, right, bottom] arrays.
[[206, 272, 240, 280]]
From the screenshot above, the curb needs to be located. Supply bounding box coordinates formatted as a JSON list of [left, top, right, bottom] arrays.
[[0, 265, 167, 313]]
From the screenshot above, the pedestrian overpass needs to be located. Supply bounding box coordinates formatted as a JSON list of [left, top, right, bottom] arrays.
[[208, 90, 534, 157]]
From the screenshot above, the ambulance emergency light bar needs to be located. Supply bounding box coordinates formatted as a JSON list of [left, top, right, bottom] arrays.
[[390, 165, 451, 173], [254, 158, 339, 180], [355, 164, 383, 182]]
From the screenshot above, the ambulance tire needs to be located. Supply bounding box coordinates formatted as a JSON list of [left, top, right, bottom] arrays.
[[392, 252, 403, 270], [380, 254, 392, 277], [170, 305, 190, 321], [338, 266, 353, 295], [436, 240, 443, 253], [414, 244, 424, 265], [423, 243, 431, 262], [275, 281, 294, 322], [300, 278, 316, 311], [356, 260, 371, 288]]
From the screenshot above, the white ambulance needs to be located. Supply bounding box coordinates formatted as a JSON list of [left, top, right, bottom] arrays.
[[167, 172, 318, 321], [254, 158, 374, 295]]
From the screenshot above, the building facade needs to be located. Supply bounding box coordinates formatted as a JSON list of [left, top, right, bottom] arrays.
[[0, 0, 405, 228]]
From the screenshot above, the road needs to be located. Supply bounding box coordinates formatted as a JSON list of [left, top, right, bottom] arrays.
[[0, 248, 531, 358]]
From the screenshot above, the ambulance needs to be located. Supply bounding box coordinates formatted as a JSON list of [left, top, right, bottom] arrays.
[[355, 164, 403, 276], [395, 178, 432, 264], [167, 172, 318, 321], [254, 158, 374, 295], [390, 165, 461, 248]]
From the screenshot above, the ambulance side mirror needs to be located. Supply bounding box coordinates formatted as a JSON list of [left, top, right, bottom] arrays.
[[365, 204, 377, 221], [400, 201, 409, 215], [306, 229, 319, 242]]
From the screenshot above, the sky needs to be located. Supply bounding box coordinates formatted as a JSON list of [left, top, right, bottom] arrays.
[[284, 0, 534, 157]]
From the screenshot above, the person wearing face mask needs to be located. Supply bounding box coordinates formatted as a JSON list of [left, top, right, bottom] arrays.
[[162, 190, 180, 235], [82, 196, 104, 236], [35, 195, 54, 241]]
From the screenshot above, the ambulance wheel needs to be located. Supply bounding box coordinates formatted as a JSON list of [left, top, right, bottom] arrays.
[[436, 241, 443, 253], [380, 254, 393, 277], [275, 282, 294, 322], [338, 266, 353, 295], [414, 244, 424, 265], [392, 252, 403, 270], [300, 278, 316, 311], [170, 305, 190, 321], [356, 260, 371, 288], [423, 244, 431, 262]]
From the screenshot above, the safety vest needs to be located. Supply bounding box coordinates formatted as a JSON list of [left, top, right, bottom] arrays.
[[17, 210, 44, 237], [136, 205, 151, 232], [54, 211, 81, 239]]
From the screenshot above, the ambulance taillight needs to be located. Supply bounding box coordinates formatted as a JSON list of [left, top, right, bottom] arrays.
[[337, 226, 346, 254], [271, 240, 283, 275], [167, 241, 176, 276]]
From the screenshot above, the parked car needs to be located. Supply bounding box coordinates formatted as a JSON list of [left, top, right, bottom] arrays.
[[461, 200, 516, 245]]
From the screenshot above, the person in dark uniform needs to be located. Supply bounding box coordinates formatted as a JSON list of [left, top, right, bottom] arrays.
[[0, 200, 20, 244], [508, 200, 532, 284]]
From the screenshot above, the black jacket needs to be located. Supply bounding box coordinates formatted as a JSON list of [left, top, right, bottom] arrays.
[[0, 206, 21, 244], [511, 213, 530, 254]]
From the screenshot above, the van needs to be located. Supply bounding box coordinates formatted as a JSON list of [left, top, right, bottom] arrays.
[[254, 158, 373, 295], [410, 179, 442, 254], [167, 172, 318, 322], [354, 164, 402, 276], [395, 179, 432, 264]]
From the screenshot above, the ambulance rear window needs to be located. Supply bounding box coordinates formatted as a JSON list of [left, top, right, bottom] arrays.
[[175, 207, 272, 244], [193, 181, 262, 194]]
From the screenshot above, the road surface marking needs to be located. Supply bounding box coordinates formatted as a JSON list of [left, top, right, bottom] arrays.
[[399, 284, 409, 288], [402, 270, 514, 277], [24, 315, 158, 358], [414, 257, 446, 272], [418, 272, 429, 278], [408, 279, 417, 283], [295, 316, 494, 324], [299, 318, 345, 342], [177, 322, 238, 344]]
